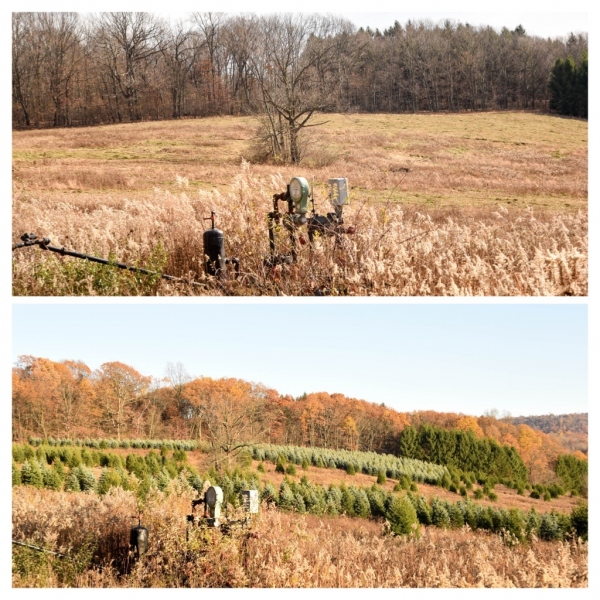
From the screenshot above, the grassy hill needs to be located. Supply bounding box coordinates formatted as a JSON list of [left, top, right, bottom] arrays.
[[13, 112, 587, 295]]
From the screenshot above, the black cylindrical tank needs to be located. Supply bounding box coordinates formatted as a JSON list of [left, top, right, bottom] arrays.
[[203, 227, 226, 277], [130, 525, 149, 556]]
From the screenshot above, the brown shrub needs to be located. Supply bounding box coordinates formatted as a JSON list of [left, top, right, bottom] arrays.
[[12, 487, 587, 587]]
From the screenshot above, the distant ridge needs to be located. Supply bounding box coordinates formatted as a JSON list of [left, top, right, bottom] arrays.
[[508, 413, 588, 435]]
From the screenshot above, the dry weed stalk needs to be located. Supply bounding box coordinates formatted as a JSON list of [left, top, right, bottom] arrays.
[[12, 486, 587, 587]]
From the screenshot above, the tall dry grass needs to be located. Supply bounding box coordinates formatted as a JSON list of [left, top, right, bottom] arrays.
[[13, 162, 587, 295], [12, 486, 587, 587]]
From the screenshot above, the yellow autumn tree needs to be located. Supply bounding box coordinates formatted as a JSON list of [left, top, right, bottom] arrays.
[[454, 415, 484, 438]]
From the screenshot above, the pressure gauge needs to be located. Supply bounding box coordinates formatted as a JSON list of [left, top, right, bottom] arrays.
[[205, 486, 223, 507], [289, 177, 310, 214]]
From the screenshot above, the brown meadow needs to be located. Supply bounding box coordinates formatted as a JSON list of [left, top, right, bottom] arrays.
[[12, 486, 587, 588], [12, 112, 587, 295]]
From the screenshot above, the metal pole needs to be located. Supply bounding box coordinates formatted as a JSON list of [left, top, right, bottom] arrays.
[[12, 234, 206, 288], [12, 540, 66, 558]]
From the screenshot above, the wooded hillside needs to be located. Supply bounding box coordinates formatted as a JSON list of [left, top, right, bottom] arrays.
[[509, 413, 587, 456], [510, 413, 587, 434], [12, 356, 587, 485], [13, 12, 588, 130]]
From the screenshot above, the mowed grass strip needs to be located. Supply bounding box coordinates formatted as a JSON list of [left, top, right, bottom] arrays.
[[13, 112, 587, 210]]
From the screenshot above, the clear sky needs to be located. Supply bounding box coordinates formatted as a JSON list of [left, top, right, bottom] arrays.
[[157, 0, 589, 40], [12, 302, 587, 418], [15, 1, 589, 40]]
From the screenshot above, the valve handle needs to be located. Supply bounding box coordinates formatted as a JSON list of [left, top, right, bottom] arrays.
[[130, 511, 144, 526], [203, 211, 216, 229]]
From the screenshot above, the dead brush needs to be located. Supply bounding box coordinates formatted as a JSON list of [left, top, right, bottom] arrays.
[[12, 162, 588, 296], [12, 487, 587, 588]]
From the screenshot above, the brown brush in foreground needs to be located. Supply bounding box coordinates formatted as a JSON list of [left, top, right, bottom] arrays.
[[12, 164, 587, 296], [12, 487, 587, 588]]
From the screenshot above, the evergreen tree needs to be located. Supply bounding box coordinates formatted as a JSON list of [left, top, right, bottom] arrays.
[[75, 465, 97, 492], [12, 460, 21, 486], [98, 469, 122, 495], [415, 495, 432, 525], [576, 53, 588, 118], [12, 444, 25, 463], [386, 495, 419, 536], [340, 485, 356, 516], [278, 481, 295, 509], [399, 426, 419, 459], [448, 503, 464, 528], [35, 446, 48, 465], [65, 470, 81, 492], [293, 492, 306, 513], [261, 481, 278, 503], [548, 56, 587, 118], [21, 460, 44, 488], [353, 488, 371, 518], [43, 467, 63, 490], [431, 498, 451, 528], [570, 503, 588, 540], [556, 454, 587, 496]]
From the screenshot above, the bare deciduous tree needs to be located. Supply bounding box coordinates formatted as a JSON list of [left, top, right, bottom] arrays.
[[250, 13, 353, 163], [162, 21, 201, 118], [37, 13, 82, 126], [12, 12, 587, 128], [93, 12, 166, 122], [186, 377, 272, 469]]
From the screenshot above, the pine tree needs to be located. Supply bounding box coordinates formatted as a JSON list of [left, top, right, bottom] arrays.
[[278, 481, 295, 509], [431, 499, 451, 528], [415, 495, 432, 525], [548, 56, 587, 117], [399, 426, 419, 459], [43, 467, 63, 490], [353, 488, 371, 518], [21, 460, 44, 488], [65, 470, 81, 492], [98, 469, 123, 495], [156, 468, 171, 492], [570, 503, 588, 540], [386, 495, 419, 537], [12, 444, 25, 463], [12, 461, 21, 486], [448, 503, 464, 528], [293, 492, 306, 513], [75, 465, 97, 492]]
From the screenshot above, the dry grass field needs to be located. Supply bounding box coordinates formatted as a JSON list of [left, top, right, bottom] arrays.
[[12, 486, 587, 588], [12, 112, 588, 295]]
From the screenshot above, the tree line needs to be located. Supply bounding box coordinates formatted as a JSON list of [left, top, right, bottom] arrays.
[[509, 413, 588, 435], [13, 13, 587, 139], [399, 424, 528, 485], [12, 356, 587, 486]]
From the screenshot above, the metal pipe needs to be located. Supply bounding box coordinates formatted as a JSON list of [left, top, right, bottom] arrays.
[[12, 540, 66, 558], [12, 233, 206, 288]]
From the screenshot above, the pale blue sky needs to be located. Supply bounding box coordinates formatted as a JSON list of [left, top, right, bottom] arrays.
[[12, 303, 587, 417], [22, 1, 588, 40], [157, 1, 589, 39]]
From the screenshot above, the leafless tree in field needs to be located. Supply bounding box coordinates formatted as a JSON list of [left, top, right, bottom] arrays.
[[250, 13, 354, 163]]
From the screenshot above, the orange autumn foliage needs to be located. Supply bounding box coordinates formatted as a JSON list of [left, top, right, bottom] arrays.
[[12, 356, 586, 481]]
